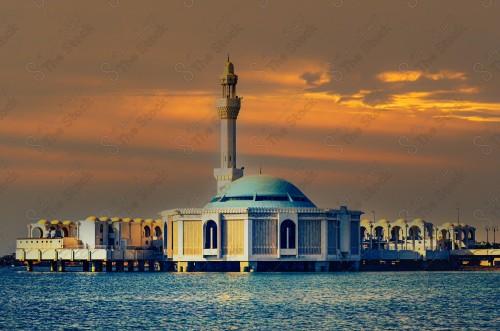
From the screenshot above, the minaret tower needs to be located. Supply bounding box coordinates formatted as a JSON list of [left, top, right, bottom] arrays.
[[214, 56, 244, 194]]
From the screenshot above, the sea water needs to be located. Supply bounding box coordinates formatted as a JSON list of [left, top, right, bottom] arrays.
[[0, 267, 498, 330]]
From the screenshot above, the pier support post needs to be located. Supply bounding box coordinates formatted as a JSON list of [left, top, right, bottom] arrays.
[[26, 261, 33, 272], [138, 260, 145, 272], [58, 261, 65, 272], [148, 261, 155, 272], [177, 261, 189, 272], [127, 261, 134, 272], [314, 261, 329, 272], [82, 261, 90, 272], [157, 261, 165, 272], [105, 261, 113, 272], [50, 261, 57, 272], [92, 261, 102, 272], [240, 261, 258, 272], [116, 260, 124, 272]]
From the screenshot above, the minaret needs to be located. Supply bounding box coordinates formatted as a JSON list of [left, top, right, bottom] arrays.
[[214, 57, 244, 194]]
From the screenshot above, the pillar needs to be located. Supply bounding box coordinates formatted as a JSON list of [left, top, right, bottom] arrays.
[[148, 261, 155, 272], [82, 261, 90, 272], [314, 261, 329, 272], [127, 261, 134, 272], [177, 261, 189, 272], [50, 261, 57, 272], [92, 261, 102, 272], [58, 261, 65, 272], [26, 261, 33, 272], [157, 261, 165, 272], [105, 261, 113, 272], [138, 260, 145, 272], [240, 261, 257, 272]]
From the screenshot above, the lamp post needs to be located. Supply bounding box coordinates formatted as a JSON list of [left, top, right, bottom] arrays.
[[485, 225, 490, 245], [493, 226, 498, 246]]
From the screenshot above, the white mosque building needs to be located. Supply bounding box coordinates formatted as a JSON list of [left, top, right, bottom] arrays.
[[15, 59, 479, 272]]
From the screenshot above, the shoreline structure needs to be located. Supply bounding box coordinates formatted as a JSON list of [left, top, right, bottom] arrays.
[[15, 59, 499, 272]]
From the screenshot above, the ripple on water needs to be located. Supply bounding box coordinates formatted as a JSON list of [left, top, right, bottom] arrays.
[[0, 269, 498, 330]]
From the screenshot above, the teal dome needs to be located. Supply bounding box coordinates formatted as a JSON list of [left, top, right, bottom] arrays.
[[204, 175, 316, 209]]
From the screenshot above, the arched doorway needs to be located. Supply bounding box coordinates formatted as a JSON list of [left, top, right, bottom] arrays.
[[144, 225, 151, 237], [32, 227, 43, 238], [280, 219, 296, 249], [61, 227, 69, 237], [154, 226, 162, 237], [204, 220, 217, 249]]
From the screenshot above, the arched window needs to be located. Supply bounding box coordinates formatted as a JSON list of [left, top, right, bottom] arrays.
[[280, 220, 296, 249], [205, 220, 217, 249], [144, 226, 151, 237], [99, 224, 104, 233], [391, 226, 402, 241], [374, 226, 384, 239], [154, 226, 162, 237], [61, 228, 69, 237]]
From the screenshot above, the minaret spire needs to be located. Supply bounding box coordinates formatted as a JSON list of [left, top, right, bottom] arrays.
[[213, 58, 244, 194]]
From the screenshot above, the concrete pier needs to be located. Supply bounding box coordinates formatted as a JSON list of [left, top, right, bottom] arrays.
[[127, 261, 134, 272], [92, 261, 103, 272], [58, 261, 65, 272], [82, 261, 90, 272], [50, 261, 57, 272], [105, 261, 113, 272], [26, 261, 33, 272]]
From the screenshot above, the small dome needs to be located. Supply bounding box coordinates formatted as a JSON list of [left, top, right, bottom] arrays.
[[361, 219, 373, 227], [394, 218, 407, 225], [51, 220, 61, 225], [100, 217, 110, 222], [86, 216, 98, 221], [144, 219, 154, 223], [38, 219, 49, 225], [377, 219, 390, 225], [154, 219, 163, 224], [111, 217, 122, 222], [204, 175, 316, 209], [122, 218, 133, 223], [62, 220, 73, 225], [133, 218, 143, 223]]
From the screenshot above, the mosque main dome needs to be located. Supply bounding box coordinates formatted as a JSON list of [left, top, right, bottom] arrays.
[[204, 174, 317, 209]]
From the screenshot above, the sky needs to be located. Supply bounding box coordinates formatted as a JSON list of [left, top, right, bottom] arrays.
[[0, 0, 499, 255]]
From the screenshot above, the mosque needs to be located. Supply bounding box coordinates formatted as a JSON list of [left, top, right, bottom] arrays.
[[15, 59, 481, 272]]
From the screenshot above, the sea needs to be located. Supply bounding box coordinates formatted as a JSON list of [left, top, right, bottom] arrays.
[[0, 267, 498, 330]]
